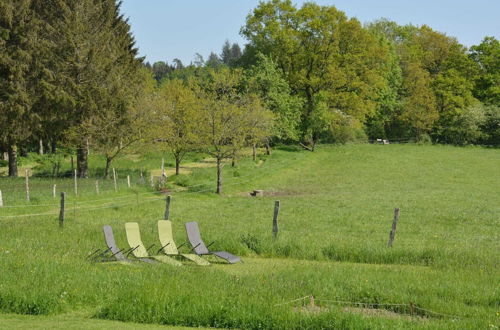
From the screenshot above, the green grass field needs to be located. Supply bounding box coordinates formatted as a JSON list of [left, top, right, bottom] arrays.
[[0, 144, 499, 329]]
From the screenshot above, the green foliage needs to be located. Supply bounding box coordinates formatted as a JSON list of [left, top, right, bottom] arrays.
[[470, 37, 500, 106], [242, 0, 389, 147], [435, 103, 487, 145], [244, 53, 302, 141]]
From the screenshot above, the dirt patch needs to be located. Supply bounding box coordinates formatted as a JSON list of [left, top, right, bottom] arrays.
[[237, 188, 307, 197], [150, 157, 221, 177], [343, 307, 427, 321], [293, 305, 329, 315]]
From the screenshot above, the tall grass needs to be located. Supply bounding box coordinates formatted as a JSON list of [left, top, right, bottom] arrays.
[[0, 144, 498, 328]]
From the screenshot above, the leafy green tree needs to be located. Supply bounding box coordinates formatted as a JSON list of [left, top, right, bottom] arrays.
[[242, 0, 389, 149], [481, 105, 500, 145], [470, 37, 500, 106], [368, 20, 478, 141], [195, 68, 261, 194], [153, 78, 201, 175], [400, 63, 438, 139], [244, 53, 302, 142]]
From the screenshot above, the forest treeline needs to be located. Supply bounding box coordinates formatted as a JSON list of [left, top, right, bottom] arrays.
[[1, 0, 499, 191]]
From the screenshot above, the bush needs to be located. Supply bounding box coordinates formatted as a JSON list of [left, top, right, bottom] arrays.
[[481, 105, 500, 145], [436, 103, 487, 145]]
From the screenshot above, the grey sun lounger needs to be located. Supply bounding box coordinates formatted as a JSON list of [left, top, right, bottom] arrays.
[[185, 221, 241, 264], [98, 225, 133, 264]]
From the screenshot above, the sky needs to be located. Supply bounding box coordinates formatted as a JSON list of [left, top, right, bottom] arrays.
[[120, 0, 500, 65]]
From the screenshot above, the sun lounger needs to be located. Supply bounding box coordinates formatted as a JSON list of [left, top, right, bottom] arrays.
[[185, 221, 241, 264], [157, 220, 210, 266], [92, 225, 133, 264], [103, 225, 130, 262], [125, 222, 182, 266]]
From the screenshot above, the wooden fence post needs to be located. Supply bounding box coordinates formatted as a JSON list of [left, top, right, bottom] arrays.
[[387, 208, 400, 247], [127, 175, 131, 188], [59, 192, 65, 227], [25, 169, 30, 202], [0, 190, 3, 207], [95, 180, 99, 194], [74, 169, 78, 196], [150, 175, 154, 187], [273, 200, 280, 238], [52, 184, 56, 198], [112, 168, 117, 192], [164, 195, 171, 220]]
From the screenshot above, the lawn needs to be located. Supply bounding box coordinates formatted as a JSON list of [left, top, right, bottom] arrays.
[[0, 144, 498, 329]]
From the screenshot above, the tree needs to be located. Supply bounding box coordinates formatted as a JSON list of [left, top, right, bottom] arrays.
[[470, 37, 500, 106], [206, 52, 222, 68], [151, 61, 172, 82], [368, 20, 478, 141], [70, 68, 155, 178], [153, 78, 201, 175], [242, 0, 389, 149], [0, 0, 43, 177], [42, 0, 143, 178], [220, 40, 242, 66], [400, 63, 438, 139], [244, 53, 302, 143], [195, 68, 255, 194]]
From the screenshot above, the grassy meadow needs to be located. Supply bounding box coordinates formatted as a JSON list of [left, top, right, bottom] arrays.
[[0, 144, 499, 329]]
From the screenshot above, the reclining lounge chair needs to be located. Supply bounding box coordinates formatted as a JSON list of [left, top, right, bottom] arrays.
[[157, 220, 210, 266], [185, 221, 241, 264], [90, 225, 133, 264], [125, 222, 182, 266]]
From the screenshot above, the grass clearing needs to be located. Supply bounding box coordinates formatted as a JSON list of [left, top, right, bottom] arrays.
[[0, 144, 499, 329]]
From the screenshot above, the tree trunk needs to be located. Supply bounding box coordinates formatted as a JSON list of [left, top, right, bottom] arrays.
[[70, 156, 74, 173], [175, 157, 180, 175], [7, 145, 18, 177], [104, 157, 112, 179], [39, 139, 44, 155], [51, 140, 57, 153], [216, 157, 222, 194], [77, 144, 88, 178], [265, 141, 271, 155], [20, 146, 27, 157], [252, 143, 256, 161]]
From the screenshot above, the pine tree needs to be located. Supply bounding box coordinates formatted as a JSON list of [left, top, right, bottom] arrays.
[[0, 0, 42, 176], [40, 0, 143, 177]]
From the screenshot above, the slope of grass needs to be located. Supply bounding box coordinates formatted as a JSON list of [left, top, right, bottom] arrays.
[[0, 144, 498, 329]]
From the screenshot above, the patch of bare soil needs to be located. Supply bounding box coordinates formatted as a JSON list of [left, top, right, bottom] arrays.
[[343, 307, 427, 321]]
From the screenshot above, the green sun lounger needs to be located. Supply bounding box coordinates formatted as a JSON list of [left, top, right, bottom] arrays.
[[157, 220, 210, 266], [125, 222, 182, 266]]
